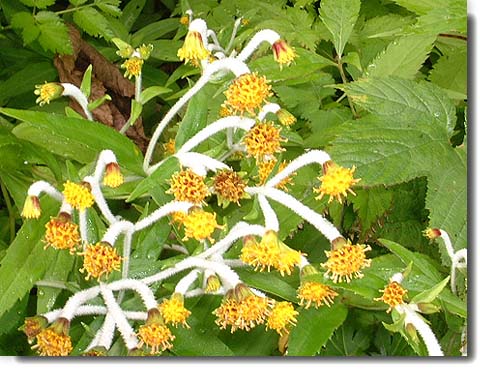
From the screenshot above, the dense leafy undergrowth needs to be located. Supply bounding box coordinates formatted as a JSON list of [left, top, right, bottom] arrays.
[[0, 0, 467, 357]]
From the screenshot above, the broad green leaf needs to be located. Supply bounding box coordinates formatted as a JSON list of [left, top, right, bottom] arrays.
[[170, 324, 235, 356], [429, 49, 467, 100], [80, 64, 93, 98], [288, 304, 348, 356], [73, 7, 115, 40], [19, 0, 56, 8], [414, 1, 466, 35], [10, 12, 40, 45], [365, 34, 436, 79], [131, 18, 180, 45], [140, 86, 171, 105], [304, 107, 352, 148], [0, 108, 144, 175], [360, 14, 415, 39], [0, 197, 59, 317], [410, 276, 450, 304], [319, 0, 361, 57], [389, 0, 450, 15], [95, 0, 122, 18], [120, 0, 146, 32], [150, 40, 184, 61], [128, 100, 143, 126], [0, 295, 29, 336], [35, 11, 73, 55], [219, 325, 278, 356]]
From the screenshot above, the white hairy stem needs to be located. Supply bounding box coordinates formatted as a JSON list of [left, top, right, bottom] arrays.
[[258, 194, 279, 232], [175, 269, 200, 294], [61, 83, 93, 121], [93, 150, 118, 183], [83, 176, 118, 225], [163, 244, 189, 255], [108, 279, 157, 310], [299, 255, 310, 269], [207, 29, 224, 52], [60, 286, 101, 321], [390, 272, 404, 284], [78, 209, 88, 247], [44, 305, 148, 323], [135, 74, 142, 102], [185, 287, 225, 298], [451, 249, 467, 295], [223, 259, 248, 268], [258, 103, 281, 121], [438, 229, 455, 259], [175, 152, 229, 176], [226, 17, 243, 54], [86, 313, 116, 352], [134, 201, 193, 231], [28, 181, 63, 202], [102, 220, 135, 246], [236, 29, 280, 62]]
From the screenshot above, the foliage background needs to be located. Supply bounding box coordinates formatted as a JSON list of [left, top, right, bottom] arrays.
[[0, 0, 467, 357]]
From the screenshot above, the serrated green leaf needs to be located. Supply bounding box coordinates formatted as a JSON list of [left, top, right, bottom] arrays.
[[19, 0, 56, 8], [365, 34, 436, 79], [288, 304, 348, 356], [80, 64, 92, 98], [95, 0, 122, 17], [319, 0, 361, 57], [360, 14, 415, 39], [11, 12, 40, 45], [414, 2, 466, 35], [140, 86, 171, 105], [69, 0, 88, 5], [389, 0, 450, 15], [304, 107, 352, 148], [73, 7, 115, 40], [35, 11, 73, 54], [0, 108, 144, 175], [429, 49, 467, 100]]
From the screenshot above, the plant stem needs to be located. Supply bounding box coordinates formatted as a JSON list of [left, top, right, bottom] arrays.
[[0, 179, 15, 243], [55, 4, 94, 15], [336, 56, 358, 119]]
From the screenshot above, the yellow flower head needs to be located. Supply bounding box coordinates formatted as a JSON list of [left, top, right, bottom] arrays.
[[272, 39, 297, 67], [78, 242, 122, 281], [213, 170, 247, 205], [103, 162, 124, 188], [321, 242, 372, 283], [257, 159, 296, 191], [182, 208, 222, 242], [177, 31, 210, 65], [137, 323, 175, 355], [213, 297, 239, 333], [121, 57, 144, 79], [297, 281, 338, 308], [83, 346, 107, 356], [375, 281, 408, 313], [219, 105, 233, 118], [266, 301, 298, 336], [423, 228, 441, 240], [314, 162, 361, 204], [44, 212, 81, 254], [163, 138, 176, 156], [159, 293, 191, 328], [276, 108, 297, 127], [180, 15, 190, 25], [167, 168, 209, 204], [138, 43, 154, 60], [240, 234, 281, 272], [31, 319, 72, 356], [243, 122, 286, 161], [205, 274, 222, 293], [34, 82, 63, 106], [20, 315, 48, 343], [21, 195, 41, 219], [223, 73, 272, 115], [276, 248, 304, 277], [63, 181, 95, 211]]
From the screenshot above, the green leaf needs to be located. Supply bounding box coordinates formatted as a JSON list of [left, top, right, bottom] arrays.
[[410, 276, 450, 304], [0, 197, 58, 317], [139, 86, 171, 105], [80, 64, 92, 98], [35, 11, 73, 55], [389, 0, 450, 15], [19, 0, 56, 8], [170, 324, 235, 356], [150, 40, 184, 62], [119, 0, 146, 32], [319, 0, 361, 57], [128, 100, 143, 126], [414, 1, 466, 35], [429, 48, 467, 100], [365, 34, 436, 79], [0, 108, 144, 175], [11, 12, 40, 45], [131, 18, 180, 45], [69, 0, 88, 5], [288, 304, 348, 356], [73, 7, 115, 40], [95, 0, 122, 18]]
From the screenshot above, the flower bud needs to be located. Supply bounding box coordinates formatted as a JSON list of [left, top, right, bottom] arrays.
[[417, 303, 441, 314]]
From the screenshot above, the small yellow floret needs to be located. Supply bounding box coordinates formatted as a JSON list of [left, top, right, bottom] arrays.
[[21, 195, 41, 219], [103, 162, 124, 188], [223, 73, 272, 115], [63, 181, 95, 211], [31, 327, 72, 356], [423, 228, 441, 240], [159, 294, 191, 328], [322, 243, 372, 283], [44, 213, 81, 253], [314, 163, 361, 204], [182, 209, 222, 242], [79, 242, 122, 281], [163, 138, 176, 156], [34, 82, 63, 106], [240, 234, 280, 272], [272, 39, 297, 68], [257, 159, 295, 191], [266, 301, 298, 336], [213, 298, 240, 333], [121, 57, 144, 79], [167, 169, 209, 204], [177, 31, 210, 65], [180, 15, 189, 25], [276, 248, 303, 277], [375, 281, 408, 312], [205, 274, 222, 293], [297, 281, 338, 308], [243, 122, 285, 161], [213, 170, 247, 205], [137, 323, 175, 355]]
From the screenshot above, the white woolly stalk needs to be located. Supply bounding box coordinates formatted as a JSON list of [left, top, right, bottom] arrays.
[[108, 279, 157, 310], [395, 304, 444, 356], [226, 17, 243, 54], [59, 201, 72, 215], [44, 305, 148, 323], [135, 74, 142, 102], [121, 228, 134, 281], [223, 259, 248, 268], [438, 229, 455, 259], [163, 244, 189, 254], [144, 57, 250, 173], [258, 194, 279, 232], [60, 286, 101, 321], [78, 209, 88, 246], [185, 287, 225, 298], [265, 149, 331, 189], [196, 223, 266, 259], [86, 313, 116, 352], [390, 272, 404, 284], [93, 150, 118, 183], [252, 187, 342, 242], [206, 29, 224, 52], [437, 229, 467, 294], [175, 152, 229, 176], [100, 284, 138, 350], [102, 220, 135, 246], [139, 264, 184, 286], [61, 83, 93, 121], [299, 255, 310, 269], [83, 176, 118, 224], [27, 181, 63, 202], [175, 269, 200, 294], [177, 116, 256, 154], [258, 103, 281, 121], [236, 29, 280, 62], [134, 201, 193, 231]]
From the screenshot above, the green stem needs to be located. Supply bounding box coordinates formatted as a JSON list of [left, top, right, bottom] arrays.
[[336, 56, 358, 119], [0, 179, 15, 244], [55, 4, 95, 15], [36, 280, 69, 290]]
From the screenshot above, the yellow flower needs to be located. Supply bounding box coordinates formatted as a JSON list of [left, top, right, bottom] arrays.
[[223, 73, 272, 115], [314, 162, 361, 204], [276, 108, 297, 127], [159, 293, 191, 328], [257, 159, 296, 191], [205, 274, 222, 293], [21, 195, 41, 219], [243, 122, 286, 161], [31, 319, 72, 356], [213, 170, 247, 205], [63, 181, 95, 211], [167, 168, 209, 204], [423, 228, 441, 240], [272, 39, 297, 67], [44, 213, 81, 254], [83, 347, 107, 356], [213, 297, 239, 333], [138, 44, 154, 60], [121, 57, 144, 79], [219, 105, 233, 118], [20, 316, 48, 343], [266, 301, 298, 336], [78, 242, 122, 281], [240, 234, 280, 273], [34, 82, 63, 106], [182, 208, 222, 242], [103, 162, 124, 188], [180, 15, 190, 25], [137, 323, 175, 355], [163, 138, 176, 156], [297, 281, 338, 308], [375, 281, 408, 313], [321, 242, 372, 283], [177, 31, 210, 65], [276, 248, 303, 277]]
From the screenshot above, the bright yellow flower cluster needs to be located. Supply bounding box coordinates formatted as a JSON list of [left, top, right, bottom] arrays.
[[79, 242, 122, 281], [137, 323, 175, 355], [121, 57, 144, 79], [182, 209, 222, 242], [21, 195, 41, 219], [213, 170, 247, 205], [257, 159, 295, 191], [34, 82, 63, 106], [168, 169, 209, 204], [276, 108, 297, 127], [375, 281, 408, 312], [103, 162, 124, 188], [272, 39, 297, 67], [297, 281, 338, 309], [266, 301, 298, 336], [322, 242, 372, 283], [31, 320, 72, 357], [314, 163, 361, 204], [44, 213, 81, 253], [63, 181, 95, 211], [163, 138, 176, 156], [177, 31, 210, 66], [243, 122, 286, 161], [223, 73, 272, 115], [159, 293, 191, 328]]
